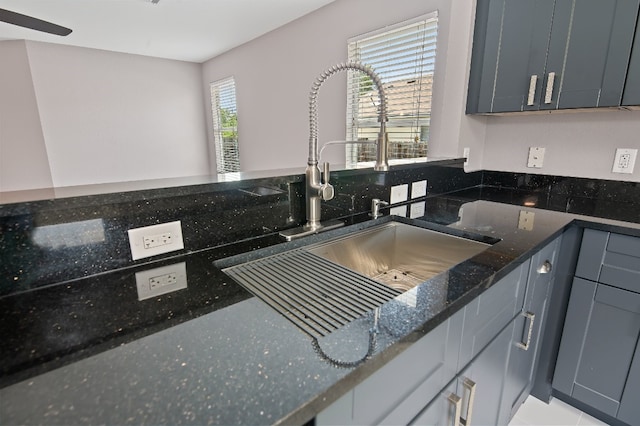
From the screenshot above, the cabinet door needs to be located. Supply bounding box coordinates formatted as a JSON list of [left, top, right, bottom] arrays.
[[491, 0, 555, 112], [543, 0, 640, 109], [467, 0, 555, 113], [553, 279, 640, 418], [622, 16, 640, 105], [458, 321, 514, 426], [501, 239, 558, 421], [318, 313, 459, 426], [618, 337, 640, 424], [410, 381, 459, 426], [458, 260, 528, 369]]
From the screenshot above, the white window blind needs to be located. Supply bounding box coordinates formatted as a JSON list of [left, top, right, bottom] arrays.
[[347, 12, 438, 166], [210, 77, 240, 174]]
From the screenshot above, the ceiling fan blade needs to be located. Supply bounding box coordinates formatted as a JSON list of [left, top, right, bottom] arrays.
[[0, 8, 72, 36]]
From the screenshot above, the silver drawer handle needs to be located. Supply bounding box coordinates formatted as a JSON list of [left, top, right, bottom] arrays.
[[516, 311, 536, 351], [446, 392, 462, 426], [527, 75, 538, 106], [461, 377, 476, 426], [537, 260, 552, 274], [544, 72, 556, 104]]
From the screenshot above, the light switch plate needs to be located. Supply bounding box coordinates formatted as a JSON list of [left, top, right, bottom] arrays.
[[128, 220, 184, 260], [135, 262, 187, 301], [410, 202, 425, 218], [411, 180, 427, 198], [390, 184, 409, 204], [527, 147, 545, 168], [390, 205, 407, 217], [518, 210, 535, 231]]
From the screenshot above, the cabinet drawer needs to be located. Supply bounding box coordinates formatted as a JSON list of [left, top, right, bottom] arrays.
[[458, 260, 529, 369], [317, 313, 462, 426], [575, 229, 640, 292], [600, 233, 640, 292]]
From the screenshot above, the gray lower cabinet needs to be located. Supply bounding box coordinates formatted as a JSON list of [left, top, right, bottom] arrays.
[[412, 322, 514, 426], [410, 380, 458, 426], [553, 229, 640, 424], [501, 239, 559, 420], [318, 237, 560, 425], [458, 259, 529, 369], [554, 279, 640, 421], [316, 312, 462, 426]]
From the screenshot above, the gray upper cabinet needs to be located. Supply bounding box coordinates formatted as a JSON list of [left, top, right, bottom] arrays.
[[467, 0, 640, 113], [623, 15, 640, 105]]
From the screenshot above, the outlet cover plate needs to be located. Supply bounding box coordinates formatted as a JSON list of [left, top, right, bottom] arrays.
[[135, 262, 187, 301], [518, 210, 535, 231], [128, 220, 184, 260], [527, 147, 545, 168], [612, 148, 637, 174]]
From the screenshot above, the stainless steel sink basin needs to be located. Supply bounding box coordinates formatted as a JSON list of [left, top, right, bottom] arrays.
[[306, 222, 490, 292]]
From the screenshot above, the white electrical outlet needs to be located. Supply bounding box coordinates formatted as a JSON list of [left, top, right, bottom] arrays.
[[518, 211, 535, 231], [390, 184, 409, 204], [411, 180, 427, 198], [527, 147, 545, 168], [135, 262, 187, 301], [612, 148, 637, 174], [128, 220, 184, 260], [463, 147, 470, 166]]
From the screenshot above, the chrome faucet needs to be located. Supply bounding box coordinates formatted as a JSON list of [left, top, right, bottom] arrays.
[[280, 62, 389, 241]]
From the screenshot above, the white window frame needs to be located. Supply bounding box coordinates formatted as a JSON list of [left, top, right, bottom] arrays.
[[210, 77, 240, 174], [346, 12, 439, 168]]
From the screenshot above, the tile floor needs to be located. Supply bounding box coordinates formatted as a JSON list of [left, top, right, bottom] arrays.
[[509, 396, 607, 426]]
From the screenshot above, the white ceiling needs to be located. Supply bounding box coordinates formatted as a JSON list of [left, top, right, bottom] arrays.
[[0, 0, 336, 63]]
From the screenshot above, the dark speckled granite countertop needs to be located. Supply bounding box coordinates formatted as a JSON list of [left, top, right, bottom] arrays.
[[1, 189, 640, 425]]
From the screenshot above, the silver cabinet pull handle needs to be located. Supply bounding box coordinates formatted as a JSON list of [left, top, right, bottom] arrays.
[[461, 377, 476, 426], [527, 75, 538, 106], [516, 311, 536, 351], [537, 260, 552, 274], [544, 72, 556, 104], [446, 392, 462, 426]]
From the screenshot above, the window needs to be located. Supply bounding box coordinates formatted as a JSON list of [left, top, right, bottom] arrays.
[[210, 77, 240, 174], [346, 12, 438, 166]]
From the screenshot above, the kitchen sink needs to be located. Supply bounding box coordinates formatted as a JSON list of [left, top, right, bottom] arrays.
[[306, 221, 491, 292], [221, 220, 494, 338]]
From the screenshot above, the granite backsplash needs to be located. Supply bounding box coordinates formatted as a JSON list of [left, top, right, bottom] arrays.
[[3, 162, 638, 299], [0, 161, 480, 297]]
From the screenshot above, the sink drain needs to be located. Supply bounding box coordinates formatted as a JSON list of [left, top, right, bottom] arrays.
[[373, 269, 424, 292]]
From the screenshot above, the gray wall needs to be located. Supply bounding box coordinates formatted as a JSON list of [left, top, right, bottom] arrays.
[[0, 41, 53, 192], [201, 0, 474, 172], [1, 40, 211, 191], [201, 0, 640, 182], [482, 111, 640, 181], [3, 0, 639, 190]]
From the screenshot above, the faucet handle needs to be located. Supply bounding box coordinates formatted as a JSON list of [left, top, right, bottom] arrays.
[[322, 162, 330, 184]]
